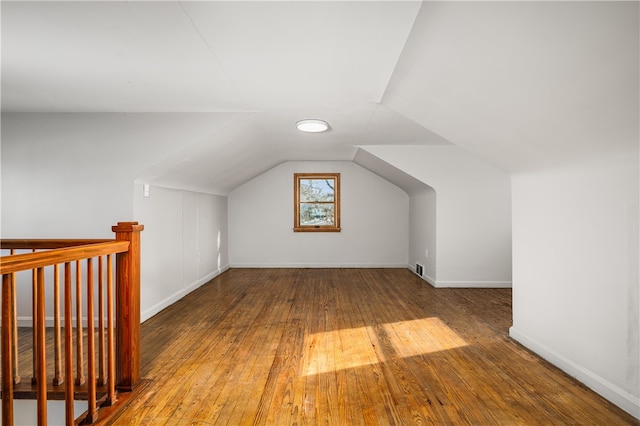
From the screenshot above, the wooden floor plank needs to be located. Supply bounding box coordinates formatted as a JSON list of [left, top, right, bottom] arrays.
[[207, 270, 296, 424], [96, 268, 638, 426]]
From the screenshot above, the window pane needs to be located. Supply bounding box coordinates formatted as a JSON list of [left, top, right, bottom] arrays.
[[300, 203, 335, 226], [300, 179, 335, 202]]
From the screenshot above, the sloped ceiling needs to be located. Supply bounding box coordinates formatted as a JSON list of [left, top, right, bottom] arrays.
[[1, 0, 451, 194], [383, 1, 639, 173], [2, 1, 637, 193], [353, 148, 430, 197]]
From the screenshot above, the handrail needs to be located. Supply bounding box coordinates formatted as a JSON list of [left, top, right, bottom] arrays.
[[1, 239, 114, 250], [0, 241, 129, 274], [1, 222, 143, 426]]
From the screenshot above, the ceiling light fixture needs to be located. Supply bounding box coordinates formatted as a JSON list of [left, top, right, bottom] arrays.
[[296, 119, 329, 133]]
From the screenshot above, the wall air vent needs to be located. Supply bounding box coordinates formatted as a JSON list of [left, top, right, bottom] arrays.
[[415, 263, 424, 277]]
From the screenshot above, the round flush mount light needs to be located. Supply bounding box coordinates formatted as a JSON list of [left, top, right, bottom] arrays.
[[296, 119, 329, 133]]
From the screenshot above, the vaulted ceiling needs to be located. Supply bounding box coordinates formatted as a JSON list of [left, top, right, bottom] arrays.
[[2, 1, 637, 194]]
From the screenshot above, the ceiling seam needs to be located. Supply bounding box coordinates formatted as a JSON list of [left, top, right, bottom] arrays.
[[359, 102, 381, 147], [378, 0, 423, 109], [176, 1, 249, 109]]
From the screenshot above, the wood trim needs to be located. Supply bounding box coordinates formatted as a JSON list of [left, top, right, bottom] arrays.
[[98, 256, 106, 386], [64, 262, 75, 425], [1, 239, 114, 250], [293, 173, 341, 232], [106, 254, 116, 405], [86, 258, 98, 423], [292, 227, 342, 232], [113, 222, 143, 391], [0, 241, 129, 275], [2, 274, 14, 426], [53, 264, 62, 386], [35, 267, 47, 425], [75, 261, 85, 386], [1, 224, 143, 424]]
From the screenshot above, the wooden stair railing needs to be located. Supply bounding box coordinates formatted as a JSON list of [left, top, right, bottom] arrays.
[[0, 222, 144, 425]]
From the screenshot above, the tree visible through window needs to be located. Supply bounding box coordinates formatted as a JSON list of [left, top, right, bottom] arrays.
[[294, 173, 341, 232]]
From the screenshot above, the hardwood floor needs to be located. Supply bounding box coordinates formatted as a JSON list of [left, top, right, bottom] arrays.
[[107, 268, 637, 425]]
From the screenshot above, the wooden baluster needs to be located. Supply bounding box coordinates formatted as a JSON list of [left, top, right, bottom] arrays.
[[106, 254, 116, 406], [64, 262, 75, 426], [32, 250, 37, 385], [10, 249, 21, 385], [35, 267, 47, 426], [75, 260, 85, 386], [86, 258, 98, 423], [98, 256, 106, 386], [112, 222, 144, 391], [2, 273, 15, 426], [53, 264, 63, 385]]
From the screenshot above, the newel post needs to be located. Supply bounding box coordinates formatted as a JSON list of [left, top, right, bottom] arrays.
[[112, 221, 144, 391]]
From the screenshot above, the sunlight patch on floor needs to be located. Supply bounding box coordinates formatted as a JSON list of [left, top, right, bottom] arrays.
[[302, 317, 468, 376], [303, 323, 379, 376], [385, 317, 468, 359]]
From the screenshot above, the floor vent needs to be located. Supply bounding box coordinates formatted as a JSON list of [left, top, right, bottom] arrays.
[[415, 263, 424, 277]]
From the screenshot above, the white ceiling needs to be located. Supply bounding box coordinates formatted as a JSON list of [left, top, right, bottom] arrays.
[[2, 1, 423, 113], [2, 0, 454, 194], [2, 1, 637, 193], [383, 1, 639, 173]]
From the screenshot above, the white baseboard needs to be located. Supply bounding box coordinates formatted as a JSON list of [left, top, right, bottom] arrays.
[[423, 274, 436, 286], [406, 266, 511, 288], [434, 280, 512, 288], [510, 326, 640, 420], [229, 263, 407, 268], [141, 264, 229, 322], [18, 316, 58, 327], [407, 265, 436, 286], [18, 316, 91, 328], [17, 266, 231, 326], [184, 266, 229, 294]]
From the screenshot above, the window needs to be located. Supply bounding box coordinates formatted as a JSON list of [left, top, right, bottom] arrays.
[[294, 173, 341, 232]]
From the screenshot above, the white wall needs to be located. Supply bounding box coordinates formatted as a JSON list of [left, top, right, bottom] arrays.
[[409, 187, 436, 284], [0, 112, 235, 321], [2, 400, 85, 426], [1, 114, 134, 238], [510, 150, 639, 416], [377, 1, 638, 417], [360, 145, 512, 287], [228, 161, 408, 267], [0, 112, 243, 238], [133, 184, 228, 322]]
